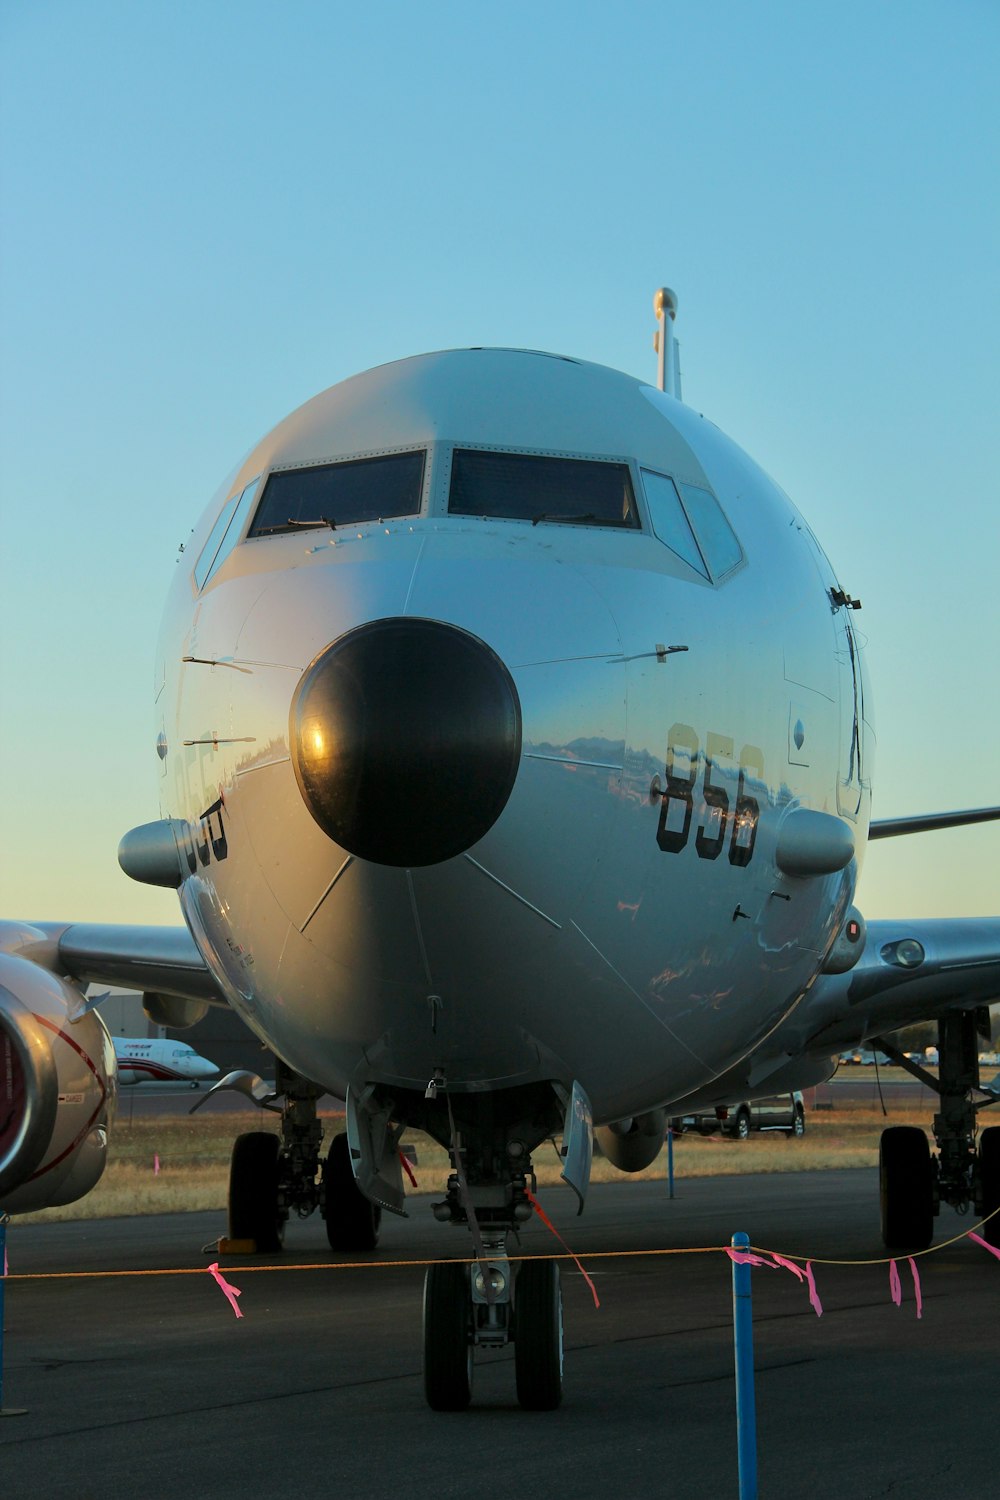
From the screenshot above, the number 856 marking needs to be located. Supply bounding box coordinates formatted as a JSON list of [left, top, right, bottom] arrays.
[[656, 725, 763, 867]]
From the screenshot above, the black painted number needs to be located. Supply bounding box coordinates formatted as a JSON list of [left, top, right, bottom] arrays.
[[656, 724, 698, 852], [657, 725, 762, 868], [695, 732, 733, 860], [728, 748, 762, 867]]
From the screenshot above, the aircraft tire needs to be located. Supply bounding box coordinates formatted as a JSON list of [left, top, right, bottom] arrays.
[[790, 1107, 806, 1138], [979, 1126, 1000, 1249], [732, 1110, 751, 1141], [323, 1132, 382, 1251], [423, 1262, 473, 1411], [879, 1126, 933, 1250], [228, 1131, 283, 1251], [514, 1259, 563, 1411]]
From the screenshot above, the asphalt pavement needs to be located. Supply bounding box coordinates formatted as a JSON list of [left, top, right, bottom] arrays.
[[2, 1171, 997, 1499]]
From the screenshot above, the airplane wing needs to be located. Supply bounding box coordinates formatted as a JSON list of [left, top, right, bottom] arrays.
[[791, 917, 1000, 1057], [869, 806, 1000, 839], [31, 921, 228, 1006]]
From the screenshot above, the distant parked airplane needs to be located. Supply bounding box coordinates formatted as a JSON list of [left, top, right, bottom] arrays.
[[113, 1037, 219, 1087]]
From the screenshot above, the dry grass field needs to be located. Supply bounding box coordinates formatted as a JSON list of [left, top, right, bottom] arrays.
[[17, 1082, 940, 1224]]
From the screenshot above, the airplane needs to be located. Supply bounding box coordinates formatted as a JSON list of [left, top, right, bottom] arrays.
[[113, 1035, 219, 1087], [1, 288, 998, 1412]]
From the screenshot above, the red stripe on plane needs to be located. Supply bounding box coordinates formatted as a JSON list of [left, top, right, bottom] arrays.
[[26, 1013, 107, 1182]]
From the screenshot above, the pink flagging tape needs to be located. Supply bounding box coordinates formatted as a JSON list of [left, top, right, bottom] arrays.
[[729, 1246, 820, 1315], [207, 1262, 244, 1319], [524, 1186, 600, 1309], [726, 1249, 774, 1270], [153, 1154, 160, 1176], [908, 1258, 923, 1318], [889, 1260, 902, 1307], [768, 1252, 806, 1283], [398, 1151, 418, 1189], [966, 1231, 1000, 1262], [804, 1262, 823, 1317]]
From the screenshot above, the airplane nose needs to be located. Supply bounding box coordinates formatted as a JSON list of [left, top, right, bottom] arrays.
[[290, 618, 522, 866]]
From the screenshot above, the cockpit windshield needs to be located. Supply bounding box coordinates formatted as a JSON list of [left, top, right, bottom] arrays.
[[249, 450, 425, 536], [447, 449, 639, 529]]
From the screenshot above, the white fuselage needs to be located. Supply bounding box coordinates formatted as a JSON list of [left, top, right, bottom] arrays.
[[154, 350, 872, 1123], [113, 1037, 219, 1085]]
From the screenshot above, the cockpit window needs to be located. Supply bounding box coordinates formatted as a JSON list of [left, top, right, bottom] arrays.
[[448, 449, 639, 529], [676, 482, 743, 577], [639, 470, 744, 581], [640, 469, 709, 578], [194, 495, 240, 590], [194, 477, 260, 590], [248, 450, 425, 537]]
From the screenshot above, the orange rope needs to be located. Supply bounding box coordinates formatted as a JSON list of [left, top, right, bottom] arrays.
[[4, 1202, 997, 1284]]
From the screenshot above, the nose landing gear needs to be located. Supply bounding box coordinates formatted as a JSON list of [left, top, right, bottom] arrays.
[[421, 1089, 575, 1413], [422, 1220, 565, 1413]]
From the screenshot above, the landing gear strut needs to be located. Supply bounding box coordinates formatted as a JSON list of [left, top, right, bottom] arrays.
[[419, 1084, 577, 1412], [422, 1189, 564, 1413], [226, 1059, 381, 1251], [875, 1007, 1000, 1249], [227, 1060, 323, 1249]]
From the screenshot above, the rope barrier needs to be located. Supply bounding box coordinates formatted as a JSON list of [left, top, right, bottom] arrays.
[[3, 1201, 997, 1283]]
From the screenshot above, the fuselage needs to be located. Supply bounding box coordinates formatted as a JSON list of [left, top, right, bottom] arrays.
[[155, 349, 872, 1123]]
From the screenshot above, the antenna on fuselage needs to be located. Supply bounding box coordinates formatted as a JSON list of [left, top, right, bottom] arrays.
[[653, 287, 682, 399]]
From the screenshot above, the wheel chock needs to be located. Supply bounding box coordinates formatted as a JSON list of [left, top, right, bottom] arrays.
[[216, 1237, 258, 1255]]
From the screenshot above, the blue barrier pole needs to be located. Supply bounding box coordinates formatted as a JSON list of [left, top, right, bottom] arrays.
[[666, 1124, 675, 1199], [732, 1230, 758, 1499], [0, 1211, 28, 1417]]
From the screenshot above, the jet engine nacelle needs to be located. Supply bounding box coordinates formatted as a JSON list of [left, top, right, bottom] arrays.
[[0, 947, 116, 1214], [595, 1108, 668, 1172]]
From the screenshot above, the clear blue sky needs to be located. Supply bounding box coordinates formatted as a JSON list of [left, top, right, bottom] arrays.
[[1, 0, 997, 926]]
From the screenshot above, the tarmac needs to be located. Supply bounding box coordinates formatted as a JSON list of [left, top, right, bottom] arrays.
[[1, 1170, 997, 1500]]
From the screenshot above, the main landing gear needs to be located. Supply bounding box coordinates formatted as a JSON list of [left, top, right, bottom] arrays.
[[874, 1008, 1000, 1251], [224, 1059, 381, 1252]]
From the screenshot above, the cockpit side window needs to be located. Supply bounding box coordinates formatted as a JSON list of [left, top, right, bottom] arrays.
[[448, 449, 639, 529], [640, 469, 709, 577], [194, 496, 238, 590], [193, 478, 261, 591], [197, 478, 260, 590], [676, 482, 743, 577], [639, 469, 744, 581], [248, 450, 425, 537]]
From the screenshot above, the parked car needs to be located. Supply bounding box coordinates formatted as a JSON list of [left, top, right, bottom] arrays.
[[672, 1091, 806, 1140]]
